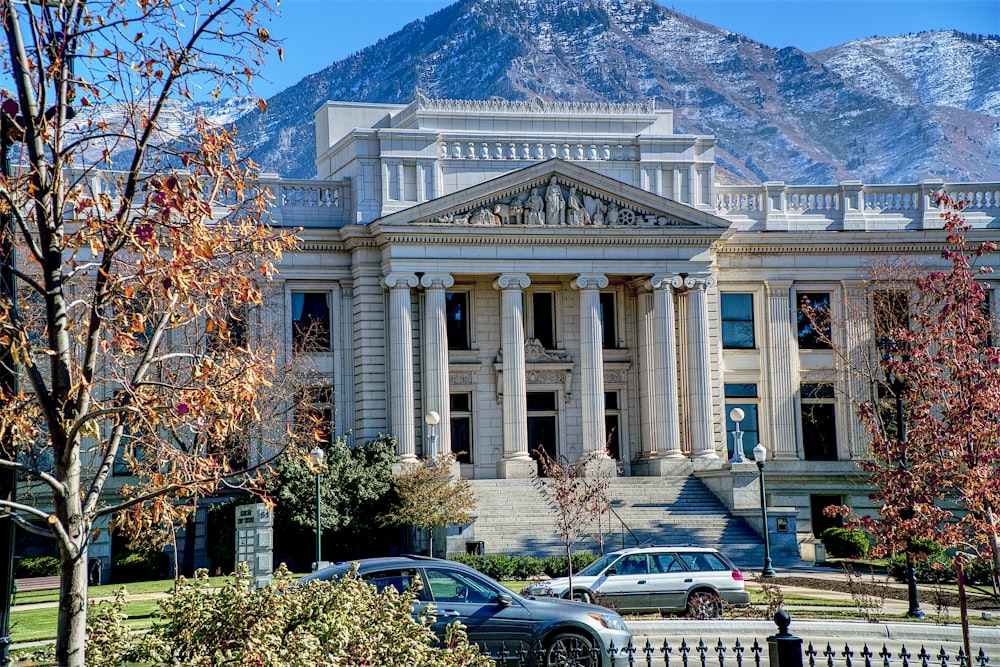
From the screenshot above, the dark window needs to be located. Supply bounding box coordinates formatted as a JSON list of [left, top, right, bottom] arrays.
[[450, 393, 472, 464], [113, 430, 145, 476], [724, 384, 759, 460], [295, 387, 334, 446], [801, 383, 837, 461], [532, 292, 555, 349], [873, 290, 909, 340], [721, 293, 755, 349], [446, 292, 470, 350], [208, 303, 249, 353], [527, 391, 558, 474], [810, 494, 844, 538], [604, 391, 620, 460], [797, 292, 832, 349], [292, 292, 331, 353], [599, 292, 617, 349], [361, 568, 429, 601]]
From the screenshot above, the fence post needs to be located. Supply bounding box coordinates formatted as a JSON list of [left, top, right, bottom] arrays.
[[767, 611, 803, 667]]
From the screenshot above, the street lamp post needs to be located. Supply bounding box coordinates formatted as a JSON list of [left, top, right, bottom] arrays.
[[309, 446, 325, 571], [728, 407, 747, 464], [424, 411, 440, 461], [880, 339, 925, 620], [752, 443, 777, 579]]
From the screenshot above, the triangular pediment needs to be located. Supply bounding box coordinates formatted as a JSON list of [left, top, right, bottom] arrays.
[[376, 159, 730, 230]]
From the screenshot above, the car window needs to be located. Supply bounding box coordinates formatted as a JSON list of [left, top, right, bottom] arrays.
[[616, 554, 648, 576], [677, 552, 729, 572], [579, 553, 619, 576], [361, 568, 429, 601], [649, 553, 684, 573], [423, 568, 498, 604]]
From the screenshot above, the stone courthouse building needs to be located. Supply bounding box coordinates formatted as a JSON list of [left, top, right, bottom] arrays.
[[267, 95, 999, 560]]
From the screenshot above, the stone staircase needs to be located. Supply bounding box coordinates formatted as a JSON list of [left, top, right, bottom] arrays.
[[466, 476, 767, 568]]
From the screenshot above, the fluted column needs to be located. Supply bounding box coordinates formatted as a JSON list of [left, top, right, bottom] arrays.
[[685, 275, 717, 457], [494, 274, 533, 477], [421, 273, 454, 457], [574, 274, 609, 456], [842, 281, 871, 459], [384, 273, 418, 461], [636, 289, 656, 459], [651, 275, 684, 457], [763, 280, 800, 459]]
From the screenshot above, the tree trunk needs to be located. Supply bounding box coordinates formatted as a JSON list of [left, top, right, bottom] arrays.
[[566, 544, 574, 598], [55, 542, 89, 667]]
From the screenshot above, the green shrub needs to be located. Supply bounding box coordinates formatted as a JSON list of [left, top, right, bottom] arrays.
[[510, 555, 544, 580], [14, 556, 60, 577], [111, 551, 169, 583], [820, 527, 870, 559], [90, 565, 493, 667], [451, 552, 598, 580], [887, 540, 952, 584]]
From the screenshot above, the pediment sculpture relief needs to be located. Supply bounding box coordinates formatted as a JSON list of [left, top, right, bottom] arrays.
[[431, 176, 690, 228]]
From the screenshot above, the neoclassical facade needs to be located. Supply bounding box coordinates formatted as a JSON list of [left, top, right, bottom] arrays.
[[268, 96, 1000, 547]]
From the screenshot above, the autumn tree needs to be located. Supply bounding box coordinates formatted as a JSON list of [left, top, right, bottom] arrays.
[[832, 194, 1000, 596], [382, 453, 476, 558], [537, 448, 613, 599], [0, 1, 297, 664]]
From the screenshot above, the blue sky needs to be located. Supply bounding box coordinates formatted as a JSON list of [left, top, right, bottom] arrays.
[[255, 0, 1000, 98]]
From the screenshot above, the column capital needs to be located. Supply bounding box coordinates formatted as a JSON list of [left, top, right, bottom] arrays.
[[648, 274, 685, 291], [420, 273, 455, 290], [572, 273, 608, 291], [683, 274, 717, 291], [383, 273, 418, 289], [494, 273, 531, 291]]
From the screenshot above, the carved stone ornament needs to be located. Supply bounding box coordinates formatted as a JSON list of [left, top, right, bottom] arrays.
[[525, 338, 572, 362], [450, 371, 477, 386], [426, 176, 690, 229]]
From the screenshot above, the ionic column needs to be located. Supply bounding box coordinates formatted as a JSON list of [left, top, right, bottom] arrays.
[[494, 274, 533, 477], [651, 275, 684, 457], [763, 280, 800, 459], [421, 273, 454, 458], [384, 273, 418, 461], [574, 274, 609, 456], [684, 275, 717, 457]]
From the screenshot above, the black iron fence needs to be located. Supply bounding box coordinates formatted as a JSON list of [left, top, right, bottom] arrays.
[[478, 612, 995, 667]]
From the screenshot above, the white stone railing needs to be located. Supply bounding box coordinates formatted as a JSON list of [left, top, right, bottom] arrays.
[[715, 180, 1000, 231]]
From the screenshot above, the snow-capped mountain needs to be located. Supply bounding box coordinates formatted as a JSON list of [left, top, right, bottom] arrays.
[[234, 0, 999, 184]]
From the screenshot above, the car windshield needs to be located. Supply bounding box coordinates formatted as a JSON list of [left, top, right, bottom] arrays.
[[577, 554, 620, 577]]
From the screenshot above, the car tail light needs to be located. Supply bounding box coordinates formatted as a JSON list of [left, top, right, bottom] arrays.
[[731, 569, 743, 581]]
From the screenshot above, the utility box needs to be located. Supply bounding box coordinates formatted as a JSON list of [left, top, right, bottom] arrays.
[[235, 503, 273, 588]]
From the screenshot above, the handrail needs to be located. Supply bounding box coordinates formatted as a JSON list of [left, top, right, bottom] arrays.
[[606, 504, 641, 550]]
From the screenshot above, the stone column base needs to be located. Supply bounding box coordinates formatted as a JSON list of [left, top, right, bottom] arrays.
[[496, 457, 537, 479], [583, 455, 619, 479], [631, 455, 694, 477]]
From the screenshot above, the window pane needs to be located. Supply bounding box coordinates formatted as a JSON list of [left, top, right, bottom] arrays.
[[450, 393, 470, 411], [721, 293, 755, 349], [802, 403, 837, 461], [724, 383, 758, 398], [599, 292, 617, 349], [295, 387, 333, 446], [292, 292, 331, 352], [446, 292, 470, 350], [526, 392, 556, 411], [532, 292, 555, 350], [725, 402, 759, 458], [451, 415, 471, 463], [873, 290, 909, 340], [797, 292, 831, 349]]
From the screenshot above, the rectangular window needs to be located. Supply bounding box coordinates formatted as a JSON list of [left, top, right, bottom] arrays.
[[604, 391, 620, 460], [801, 383, 837, 461], [292, 291, 331, 353], [531, 292, 556, 350], [113, 429, 145, 476], [445, 292, 470, 350], [721, 293, 755, 349], [450, 393, 472, 464], [527, 391, 558, 474], [810, 494, 844, 538], [873, 290, 909, 342], [724, 383, 759, 459], [295, 387, 334, 446], [208, 303, 249, 353], [797, 292, 832, 349], [599, 292, 617, 349]]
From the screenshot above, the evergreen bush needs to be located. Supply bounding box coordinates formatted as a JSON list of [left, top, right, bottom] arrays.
[[820, 527, 870, 559], [111, 551, 170, 583], [13, 556, 61, 578]]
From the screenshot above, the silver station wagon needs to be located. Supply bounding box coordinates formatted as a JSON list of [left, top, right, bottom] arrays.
[[522, 546, 751, 617]]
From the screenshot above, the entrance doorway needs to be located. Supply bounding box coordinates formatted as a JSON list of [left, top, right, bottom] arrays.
[[527, 391, 558, 475]]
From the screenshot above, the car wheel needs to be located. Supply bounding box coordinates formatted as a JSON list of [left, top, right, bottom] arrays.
[[568, 590, 592, 604], [685, 591, 722, 619], [545, 632, 596, 667]]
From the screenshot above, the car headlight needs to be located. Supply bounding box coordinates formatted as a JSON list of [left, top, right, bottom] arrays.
[[588, 612, 628, 632]]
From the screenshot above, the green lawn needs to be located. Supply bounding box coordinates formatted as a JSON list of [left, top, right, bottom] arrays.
[[10, 598, 162, 643], [12, 575, 233, 606]]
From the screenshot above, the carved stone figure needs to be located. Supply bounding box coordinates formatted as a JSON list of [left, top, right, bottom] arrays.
[[545, 176, 564, 225], [525, 188, 544, 225], [494, 200, 524, 224], [566, 185, 590, 226], [471, 207, 499, 225], [606, 201, 619, 225]]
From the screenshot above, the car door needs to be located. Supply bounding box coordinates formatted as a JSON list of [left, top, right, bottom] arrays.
[[421, 567, 535, 658], [646, 552, 690, 611], [592, 553, 650, 612]]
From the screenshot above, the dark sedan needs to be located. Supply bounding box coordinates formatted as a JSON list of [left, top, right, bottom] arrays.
[[300, 555, 632, 666]]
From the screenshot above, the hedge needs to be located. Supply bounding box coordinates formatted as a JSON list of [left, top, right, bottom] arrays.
[[820, 527, 870, 559], [112, 550, 170, 583], [14, 556, 61, 578], [449, 551, 598, 580]]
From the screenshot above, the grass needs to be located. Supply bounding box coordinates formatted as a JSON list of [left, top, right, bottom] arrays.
[[11, 598, 162, 643], [12, 576, 232, 606]]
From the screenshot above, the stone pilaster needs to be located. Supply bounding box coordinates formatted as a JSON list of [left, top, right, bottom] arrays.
[[494, 273, 534, 478], [685, 275, 717, 458], [574, 274, 609, 457], [763, 280, 800, 459], [384, 273, 418, 461], [421, 273, 454, 458], [841, 281, 872, 459]]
